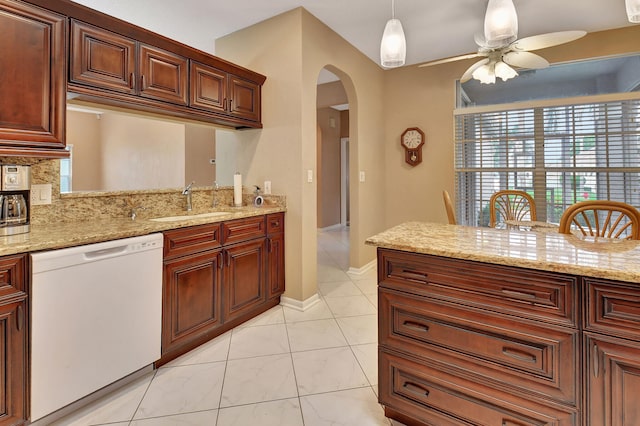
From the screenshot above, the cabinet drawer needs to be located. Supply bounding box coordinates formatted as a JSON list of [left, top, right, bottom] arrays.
[[0, 254, 27, 300], [266, 213, 284, 234], [378, 249, 578, 327], [379, 288, 579, 404], [163, 223, 221, 259], [221, 216, 266, 245], [379, 349, 577, 426], [585, 278, 640, 341]]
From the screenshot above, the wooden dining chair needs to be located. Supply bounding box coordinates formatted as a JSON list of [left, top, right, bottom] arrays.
[[489, 190, 537, 227], [442, 190, 456, 225], [558, 200, 640, 240]]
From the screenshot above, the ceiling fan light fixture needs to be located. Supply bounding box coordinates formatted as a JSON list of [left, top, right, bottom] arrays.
[[626, 0, 640, 23], [380, 0, 406, 68], [472, 63, 496, 84], [484, 0, 518, 44], [494, 61, 518, 81]]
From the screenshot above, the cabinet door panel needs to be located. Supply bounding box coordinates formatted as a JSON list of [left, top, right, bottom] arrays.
[[0, 1, 65, 148], [229, 76, 260, 122], [267, 233, 285, 299], [585, 333, 640, 426], [162, 250, 222, 354], [139, 44, 188, 105], [0, 299, 27, 425], [0, 254, 26, 300], [223, 239, 266, 321], [190, 61, 226, 113], [70, 20, 137, 94]]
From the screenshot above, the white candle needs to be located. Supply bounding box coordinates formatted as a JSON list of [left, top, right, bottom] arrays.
[[233, 173, 242, 207]]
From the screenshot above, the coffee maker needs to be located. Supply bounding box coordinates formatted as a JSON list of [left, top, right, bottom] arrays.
[[0, 165, 30, 236]]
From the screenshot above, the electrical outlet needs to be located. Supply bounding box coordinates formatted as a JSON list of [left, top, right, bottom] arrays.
[[307, 170, 313, 183], [359, 171, 366, 182], [264, 180, 272, 195], [31, 183, 52, 205]]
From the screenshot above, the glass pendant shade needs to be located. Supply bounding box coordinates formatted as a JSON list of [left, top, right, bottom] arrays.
[[380, 18, 406, 68], [472, 63, 496, 84], [494, 61, 518, 81], [627, 0, 640, 22], [484, 0, 518, 44]]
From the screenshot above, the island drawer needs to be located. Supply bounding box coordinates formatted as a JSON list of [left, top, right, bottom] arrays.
[[0, 254, 27, 300], [163, 223, 222, 259], [379, 349, 577, 426], [379, 288, 579, 405], [585, 278, 640, 341], [378, 249, 578, 327], [221, 216, 266, 245]]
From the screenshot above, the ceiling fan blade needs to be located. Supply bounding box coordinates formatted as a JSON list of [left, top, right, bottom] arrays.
[[461, 58, 490, 83], [511, 30, 586, 51], [503, 51, 549, 69], [418, 52, 484, 68]]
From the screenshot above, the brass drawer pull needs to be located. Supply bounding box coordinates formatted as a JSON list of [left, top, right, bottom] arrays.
[[501, 288, 537, 300], [502, 346, 537, 363], [593, 344, 599, 378], [403, 381, 430, 397], [403, 320, 429, 333]]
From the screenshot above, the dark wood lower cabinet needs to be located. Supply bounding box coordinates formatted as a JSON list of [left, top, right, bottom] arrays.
[[158, 214, 284, 366]]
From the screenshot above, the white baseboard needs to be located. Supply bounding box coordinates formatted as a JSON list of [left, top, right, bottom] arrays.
[[317, 223, 343, 232], [280, 293, 322, 312], [347, 259, 376, 277]]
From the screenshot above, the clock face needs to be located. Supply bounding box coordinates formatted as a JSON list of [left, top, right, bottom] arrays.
[[402, 129, 423, 149]]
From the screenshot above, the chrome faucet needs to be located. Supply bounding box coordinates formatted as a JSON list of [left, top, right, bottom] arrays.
[[182, 181, 195, 211]]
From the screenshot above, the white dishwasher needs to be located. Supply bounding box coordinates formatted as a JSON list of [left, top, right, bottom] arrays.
[[30, 233, 163, 421]]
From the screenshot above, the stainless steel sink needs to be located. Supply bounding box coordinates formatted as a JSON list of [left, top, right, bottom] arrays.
[[150, 211, 231, 222]]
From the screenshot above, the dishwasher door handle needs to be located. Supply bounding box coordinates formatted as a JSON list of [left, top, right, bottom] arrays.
[[83, 245, 129, 260]]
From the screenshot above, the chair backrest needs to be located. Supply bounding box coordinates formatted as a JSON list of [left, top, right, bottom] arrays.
[[442, 190, 456, 225], [558, 200, 640, 240], [489, 190, 537, 227]]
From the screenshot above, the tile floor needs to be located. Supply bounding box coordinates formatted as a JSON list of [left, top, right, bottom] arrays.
[[53, 226, 400, 425]]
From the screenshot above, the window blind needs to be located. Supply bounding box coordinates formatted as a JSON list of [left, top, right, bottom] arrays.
[[454, 99, 640, 226]]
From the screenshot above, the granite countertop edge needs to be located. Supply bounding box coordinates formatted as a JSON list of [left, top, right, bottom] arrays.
[[366, 221, 640, 284], [0, 206, 286, 256]]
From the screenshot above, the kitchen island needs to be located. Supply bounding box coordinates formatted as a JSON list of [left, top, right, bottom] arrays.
[[366, 222, 640, 426]]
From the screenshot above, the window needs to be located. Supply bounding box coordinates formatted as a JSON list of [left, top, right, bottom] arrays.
[[455, 99, 640, 226]]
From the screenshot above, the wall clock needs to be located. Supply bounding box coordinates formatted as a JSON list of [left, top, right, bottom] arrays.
[[401, 127, 425, 166]]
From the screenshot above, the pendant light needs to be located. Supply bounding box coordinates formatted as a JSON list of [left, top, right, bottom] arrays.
[[484, 0, 518, 46], [627, 0, 640, 22], [380, 0, 406, 68]]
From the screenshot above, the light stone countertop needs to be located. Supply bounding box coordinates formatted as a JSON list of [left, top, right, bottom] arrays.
[[365, 222, 640, 283], [0, 206, 285, 256]]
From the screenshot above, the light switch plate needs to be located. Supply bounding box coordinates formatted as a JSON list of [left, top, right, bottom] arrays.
[[307, 170, 313, 183], [31, 184, 52, 205], [359, 171, 366, 182], [264, 180, 272, 195]]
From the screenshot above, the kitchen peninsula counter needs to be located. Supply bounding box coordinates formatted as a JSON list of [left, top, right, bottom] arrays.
[[368, 221, 640, 426], [0, 205, 285, 256], [365, 221, 640, 283]]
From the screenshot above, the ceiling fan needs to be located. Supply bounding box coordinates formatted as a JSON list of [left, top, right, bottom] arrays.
[[419, 0, 586, 84]]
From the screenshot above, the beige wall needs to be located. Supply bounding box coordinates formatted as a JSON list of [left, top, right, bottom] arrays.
[[216, 8, 386, 302], [383, 25, 640, 229]]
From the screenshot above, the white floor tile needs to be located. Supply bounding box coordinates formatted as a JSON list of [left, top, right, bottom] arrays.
[[300, 387, 389, 426], [286, 319, 348, 352], [220, 354, 298, 407], [164, 331, 231, 367], [336, 315, 378, 345], [130, 409, 219, 425], [51, 373, 153, 426], [317, 265, 352, 283], [292, 347, 369, 395], [228, 324, 290, 359], [325, 295, 377, 317], [236, 305, 285, 328], [365, 292, 378, 309], [353, 277, 378, 295], [348, 267, 377, 282], [133, 362, 225, 419], [283, 299, 334, 323], [318, 280, 364, 297], [352, 343, 379, 386], [216, 398, 303, 426]]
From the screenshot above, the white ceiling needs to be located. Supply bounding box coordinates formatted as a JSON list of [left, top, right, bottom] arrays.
[[70, 0, 632, 68]]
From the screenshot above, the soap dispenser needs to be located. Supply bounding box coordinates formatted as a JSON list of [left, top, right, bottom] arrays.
[[253, 185, 264, 207]]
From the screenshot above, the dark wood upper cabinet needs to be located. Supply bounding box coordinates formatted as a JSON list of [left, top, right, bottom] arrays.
[[0, 0, 66, 157], [71, 20, 188, 106], [191, 61, 261, 122], [70, 19, 136, 94]]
